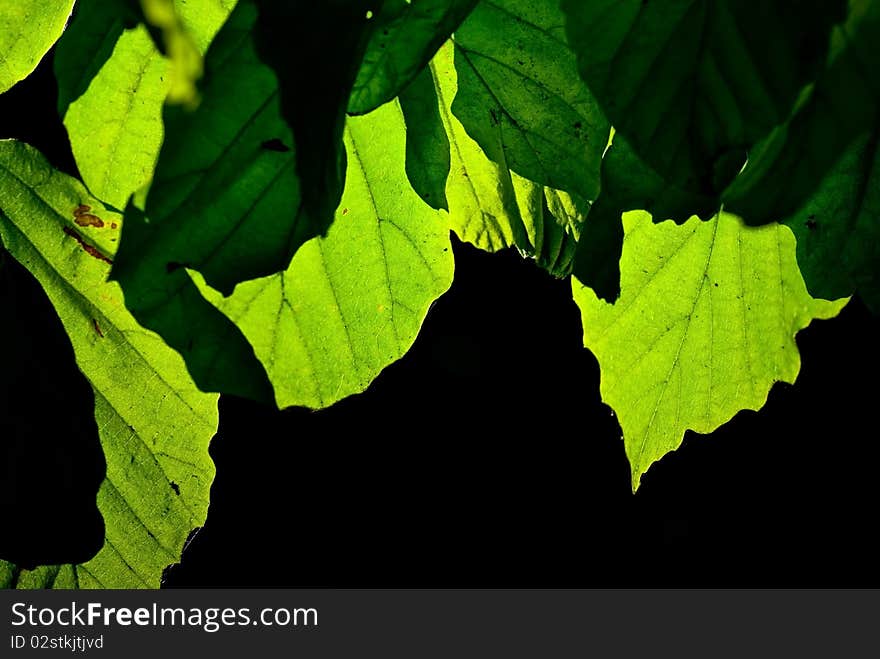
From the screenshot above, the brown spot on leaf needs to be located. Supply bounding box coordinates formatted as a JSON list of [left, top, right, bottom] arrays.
[[74, 213, 105, 228], [63, 227, 113, 264], [110, 222, 118, 230], [342, 208, 349, 216], [92, 318, 104, 338], [74, 203, 106, 228]]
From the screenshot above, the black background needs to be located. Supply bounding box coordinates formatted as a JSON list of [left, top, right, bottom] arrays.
[[2, 48, 878, 588]]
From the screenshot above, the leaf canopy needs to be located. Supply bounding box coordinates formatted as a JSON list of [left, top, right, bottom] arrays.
[[0, 140, 218, 588], [562, 0, 846, 202], [724, 0, 880, 225]]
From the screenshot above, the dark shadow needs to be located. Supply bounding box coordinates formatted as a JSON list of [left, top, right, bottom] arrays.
[[0, 45, 79, 179], [164, 237, 880, 588], [0, 251, 105, 569]]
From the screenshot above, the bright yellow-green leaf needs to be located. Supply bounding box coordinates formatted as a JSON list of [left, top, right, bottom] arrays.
[[430, 41, 585, 276], [0, 0, 74, 94], [0, 140, 218, 588], [573, 211, 847, 490], [57, 0, 234, 207], [195, 99, 455, 409]]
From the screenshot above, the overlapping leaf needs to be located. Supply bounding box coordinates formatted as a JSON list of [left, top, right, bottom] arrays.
[[785, 124, 880, 312], [113, 0, 308, 296], [428, 41, 586, 275], [196, 98, 454, 408], [251, 0, 380, 249], [725, 0, 880, 225], [399, 67, 452, 210], [562, 0, 846, 201], [573, 133, 717, 301], [573, 211, 846, 489], [0, 141, 218, 588], [349, 0, 479, 115], [56, 0, 234, 208], [452, 0, 607, 202]]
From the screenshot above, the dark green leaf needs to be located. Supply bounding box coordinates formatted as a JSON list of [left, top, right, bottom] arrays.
[[349, 0, 479, 115], [253, 0, 380, 244], [432, 41, 584, 275], [573, 133, 717, 301], [399, 65, 451, 210], [114, 0, 310, 296], [452, 0, 608, 202], [724, 0, 880, 224], [785, 124, 880, 311], [562, 0, 845, 199]]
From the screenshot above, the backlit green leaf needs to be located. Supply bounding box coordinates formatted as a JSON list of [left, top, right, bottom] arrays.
[[0, 0, 75, 94], [432, 41, 585, 275], [452, 0, 607, 202], [56, 0, 234, 208], [195, 98, 455, 409], [572, 133, 717, 301], [573, 210, 846, 490], [0, 140, 218, 588]]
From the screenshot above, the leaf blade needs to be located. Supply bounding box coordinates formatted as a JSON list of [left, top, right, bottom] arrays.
[[573, 210, 846, 489], [0, 140, 218, 589]]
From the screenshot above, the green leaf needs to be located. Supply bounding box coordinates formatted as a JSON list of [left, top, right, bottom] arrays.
[[724, 0, 880, 225], [54, 0, 131, 117], [114, 0, 309, 297], [56, 0, 233, 208], [572, 210, 846, 490], [0, 140, 218, 588], [562, 0, 846, 199], [451, 0, 608, 202], [195, 98, 455, 409], [573, 133, 717, 301], [399, 66, 451, 210], [348, 0, 478, 115], [252, 0, 380, 248], [433, 41, 527, 251], [785, 124, 880, 312], [431, 41, 585, 276], [0, 0, 75, 94], [106, 2, 309, 401]]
